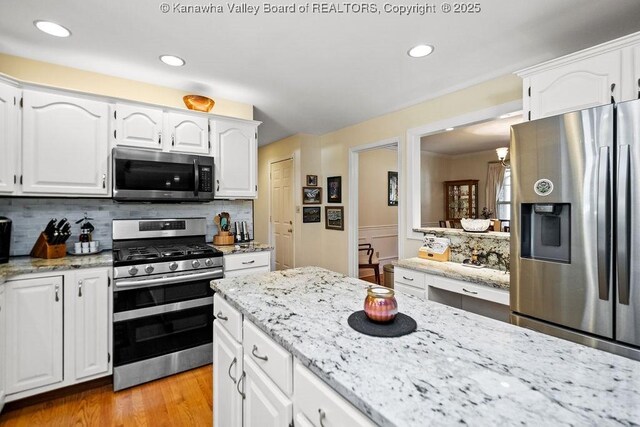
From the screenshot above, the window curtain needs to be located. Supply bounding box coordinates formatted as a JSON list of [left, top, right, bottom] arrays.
[[485, 162, 505, 217]]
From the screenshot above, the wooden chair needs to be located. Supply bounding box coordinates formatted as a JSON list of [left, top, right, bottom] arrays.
[[358, 243, 380, 285]]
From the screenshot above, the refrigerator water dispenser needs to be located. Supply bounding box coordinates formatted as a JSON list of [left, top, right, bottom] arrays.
[[520, 203, 571, 263]]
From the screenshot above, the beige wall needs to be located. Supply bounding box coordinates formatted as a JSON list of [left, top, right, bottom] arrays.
[[358, 148, 398, 227], [257, 73, 522, 275], [0, 53, 253, 119]]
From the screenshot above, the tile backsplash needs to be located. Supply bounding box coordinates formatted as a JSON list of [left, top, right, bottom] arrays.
[[0, 198, 253, 256]]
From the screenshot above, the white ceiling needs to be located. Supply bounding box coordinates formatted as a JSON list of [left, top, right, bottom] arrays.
[[1, 1, 639, 145], [421, 115, 523, 155]]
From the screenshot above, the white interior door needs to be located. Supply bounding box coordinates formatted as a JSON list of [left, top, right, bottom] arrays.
[[270, 159, 294, 270]]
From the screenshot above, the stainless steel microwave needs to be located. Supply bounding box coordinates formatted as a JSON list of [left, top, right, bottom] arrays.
[[112, 147, 215, 202]]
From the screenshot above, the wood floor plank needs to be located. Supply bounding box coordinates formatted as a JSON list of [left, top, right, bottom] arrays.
[[0, 365, 213, 427]]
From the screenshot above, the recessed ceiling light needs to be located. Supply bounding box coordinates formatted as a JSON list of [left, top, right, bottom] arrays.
[[33, 20, 71, 38], [445, 127, 454, 131], [408, 44, 434, 58], [159, 55, 186, 67]]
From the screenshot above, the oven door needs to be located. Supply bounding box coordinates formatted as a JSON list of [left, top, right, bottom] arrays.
[[112, 147, 214, 201], [113, 271, 217, 367]]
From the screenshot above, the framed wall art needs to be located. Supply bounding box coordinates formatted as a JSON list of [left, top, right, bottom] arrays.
[[302, 187, 322, 204], [306, 175, 318, 186], [302, 207, 321, 223], [327, 176, 342, 203], [325, 206, 344, 230], [388, 171, 398, 206]]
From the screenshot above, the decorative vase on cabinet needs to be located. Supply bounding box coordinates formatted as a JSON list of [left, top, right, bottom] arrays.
[[444, 180, 479, 223]]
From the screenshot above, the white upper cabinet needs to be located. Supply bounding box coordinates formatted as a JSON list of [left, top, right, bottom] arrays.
[[0, 82, 19, 194], [72, 269, 110, 381], [5, 276, 63, 394], [519, 32, 640, 121], [166, 112, 209, 155], [21, 90, 110, 196], [212, 118, 258, 199], [114, 103, 164, 150]]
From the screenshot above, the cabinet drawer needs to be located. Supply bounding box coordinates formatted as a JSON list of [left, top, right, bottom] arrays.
[[224, 252, 270, 272], [395, 282, 426, 299], [243, 319, 292, 396], [294, 361, 375, 427], [394, 267, 425, 289], [429, 275, 509, 306], [224, 266, 270, 278], [214, 293, 242, 342]]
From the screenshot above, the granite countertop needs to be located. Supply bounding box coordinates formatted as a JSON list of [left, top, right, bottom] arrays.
[[0, 251, 113, 284], [211, 267, 640, 427], [394, 257, 509, 290], [415, 227, 510, 240], [209, 241, 273, 255]]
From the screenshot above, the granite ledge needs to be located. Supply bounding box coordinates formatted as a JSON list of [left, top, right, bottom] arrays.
[[209, 241, 273, 255], [415, 227, 510, 240], [0, 251, 113, 284], [393, 257, 509, 290]]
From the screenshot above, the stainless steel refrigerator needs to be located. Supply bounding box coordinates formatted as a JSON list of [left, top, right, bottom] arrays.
[[510, 99, 640, 361]]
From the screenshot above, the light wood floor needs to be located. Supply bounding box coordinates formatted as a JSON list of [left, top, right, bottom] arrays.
[[0, 365, 213, 427]]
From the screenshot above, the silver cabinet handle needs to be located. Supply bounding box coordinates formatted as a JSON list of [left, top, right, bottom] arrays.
[[216, 179, 220, 192], [171, 134, 175, 146], [55, 284, 60, 302], [597, 146, 611, 301], [216, 311, 228, 321], [102, 174, 106, 188], [402, 276, 414, 281], [158, 132, 162, 145], [228, 357, 237, 384], [78, 280, 83, 297], [236, 371, 246, 399], [242, 260, 255, 265], [462, 288, 478, 295], [318, 409, 326, 427], [251, 344, 268, 361]]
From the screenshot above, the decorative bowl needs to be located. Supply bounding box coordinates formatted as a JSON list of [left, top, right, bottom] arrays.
[[460, 218, 491, 232], [364, 286, 398, 323], [183, 95, 215, 112]]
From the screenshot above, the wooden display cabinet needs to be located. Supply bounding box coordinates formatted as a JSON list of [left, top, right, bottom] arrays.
[[444, 180, 479, 222]]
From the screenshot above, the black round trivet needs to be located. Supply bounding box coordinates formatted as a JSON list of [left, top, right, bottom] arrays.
[[347, 311, 417, 337]]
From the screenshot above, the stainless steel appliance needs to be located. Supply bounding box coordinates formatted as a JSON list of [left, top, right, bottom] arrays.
[[510, 99, 640, 361], [112, 217, 223, 390], [112, 147, 215, 202], [0, 217, 11, 264]]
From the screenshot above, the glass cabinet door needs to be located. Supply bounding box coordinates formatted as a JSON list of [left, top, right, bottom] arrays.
[[444, 180, 479, 220]]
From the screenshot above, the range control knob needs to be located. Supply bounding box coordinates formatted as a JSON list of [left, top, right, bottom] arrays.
[[191, 260, 201, 268], [145, 265, 154, 274], [169, 262, 178, 271], [204, 258, 213, 267], [128, 266, 139, 276]]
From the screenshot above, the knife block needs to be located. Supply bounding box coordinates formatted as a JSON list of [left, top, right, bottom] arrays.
[[213, 231, 235, 246], [30, 233, 67, 259]]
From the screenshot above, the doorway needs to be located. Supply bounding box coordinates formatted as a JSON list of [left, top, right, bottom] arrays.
[[348, 138, 400, 282], [270, 159, 294, 270]]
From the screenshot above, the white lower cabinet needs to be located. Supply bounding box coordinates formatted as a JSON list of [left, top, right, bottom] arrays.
[[243, 356, 292, 427], [294, 361, 375, 427], [394, 266, 427, 299], [2, 268, 112, 404], [5, 276, 63, 394], [0, 284, 6, 413], [213, 321, 243, 427], [224, 251, 271, 278]]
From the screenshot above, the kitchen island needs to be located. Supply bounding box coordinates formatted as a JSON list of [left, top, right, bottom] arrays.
[[211, 267, 640, 426]]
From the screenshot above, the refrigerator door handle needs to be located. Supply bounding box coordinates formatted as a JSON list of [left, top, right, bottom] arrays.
[[617, 145, 631, 305], [597, 146, 611, 301]]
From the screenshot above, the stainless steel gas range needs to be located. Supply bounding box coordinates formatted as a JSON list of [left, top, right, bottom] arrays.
[[111, 217, 223, 391]]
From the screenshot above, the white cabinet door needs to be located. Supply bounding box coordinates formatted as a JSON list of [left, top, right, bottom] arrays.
[[528, 50, 621, 120], [0, 285, 6, 413], [115, 103, 164, 150], [0, 83, 19, 194], [73, 269, 110, 381], [243, 356, 292, 427], [5, 276, 63, 394], [213, 322, 243, 427], [212, 119, 257, 199], [166, 112, 209, 154], [21, 90, 110, 195]]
